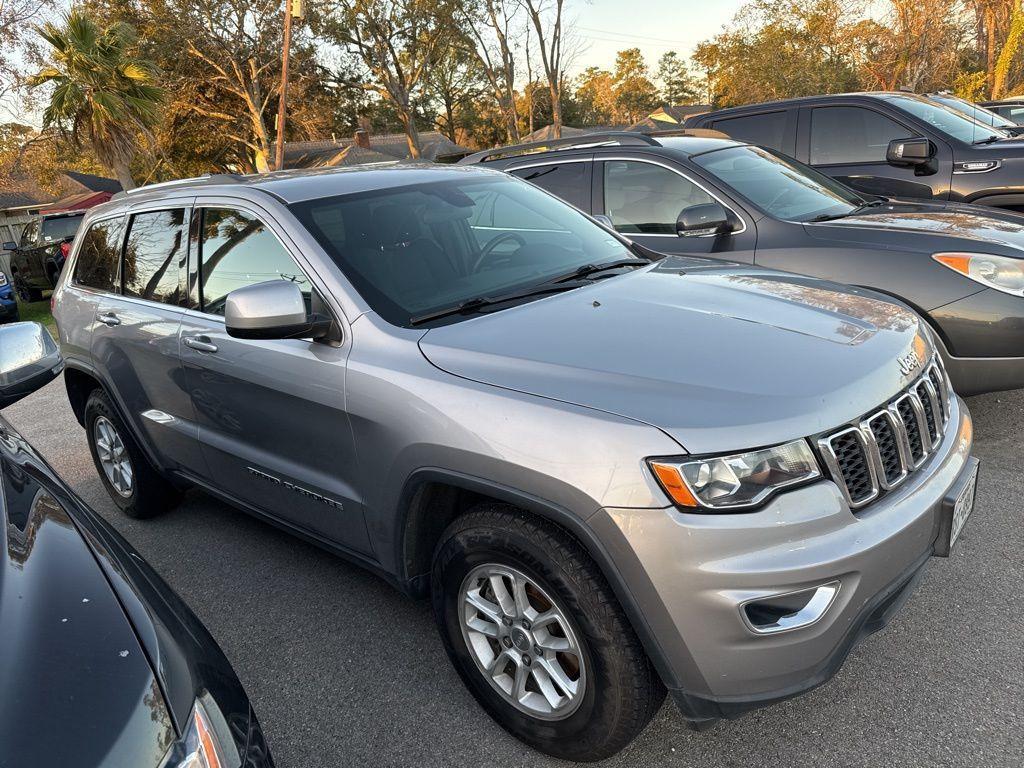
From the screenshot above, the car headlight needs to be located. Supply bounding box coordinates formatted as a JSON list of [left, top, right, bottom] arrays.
[[169, 697, 240, 768], [649, 439, 821, 511], [933, 252, 1024, 296]]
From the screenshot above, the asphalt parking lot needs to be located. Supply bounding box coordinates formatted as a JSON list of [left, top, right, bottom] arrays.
[[5, 378, 1023, 768]]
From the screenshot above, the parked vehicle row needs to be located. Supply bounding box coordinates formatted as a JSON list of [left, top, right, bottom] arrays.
[[464, 128, 1024, 395], [38, 160, 981, 762]]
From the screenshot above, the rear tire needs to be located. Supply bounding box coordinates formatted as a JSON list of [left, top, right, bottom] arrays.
[[84, 389, 179, 518], [431, 503, 664, 762]]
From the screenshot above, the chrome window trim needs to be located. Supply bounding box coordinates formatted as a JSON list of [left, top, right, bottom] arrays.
[[504, 155, 749, 238]]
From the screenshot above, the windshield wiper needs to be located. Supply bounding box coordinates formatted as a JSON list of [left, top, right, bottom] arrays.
[[547, 258, 650, 284], [410, 281, 589, 326], [809, 199, 887, 222], [973, 134, 1003, 145]]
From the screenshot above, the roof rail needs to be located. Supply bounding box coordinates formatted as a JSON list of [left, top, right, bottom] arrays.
[[458, 131, 661, 165], [112, 173, 246, 200]]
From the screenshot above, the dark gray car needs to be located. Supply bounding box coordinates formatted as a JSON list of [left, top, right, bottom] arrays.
[[52, 166, 979, 761], [466, 132, 1024, 395]]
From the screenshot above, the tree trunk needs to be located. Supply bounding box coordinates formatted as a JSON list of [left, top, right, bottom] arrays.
[[400, 109, 423, 159], [111, 155, 136, 190], [549, 80, 562, 138]]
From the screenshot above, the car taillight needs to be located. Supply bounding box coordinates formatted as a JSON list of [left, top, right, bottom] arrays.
[[60, 241, 71, 258]]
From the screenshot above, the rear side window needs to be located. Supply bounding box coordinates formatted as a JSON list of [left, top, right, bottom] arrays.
[[810, 107, 914, 165], [603, 160, 714, 234], [123, 209, 186, 305], [72, 218, 125, 292], [509, 162, 591, 210], [199, 208, 309, 316], [19, 220, 39, 248], [713, 111, 788, 151], [41, 215, 83, 243]]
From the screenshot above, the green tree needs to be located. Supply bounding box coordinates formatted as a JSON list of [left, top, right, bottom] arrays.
[[613, 48, 658, 123], [656, 51, 698, 105], [29, 10, 162, 189], [574, 67, 615, 124]]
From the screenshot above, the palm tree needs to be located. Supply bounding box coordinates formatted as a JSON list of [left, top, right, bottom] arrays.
[[29, 11, 163, 190]]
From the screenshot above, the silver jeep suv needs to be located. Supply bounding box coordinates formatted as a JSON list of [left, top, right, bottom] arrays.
[[52, 166, 979, 761]]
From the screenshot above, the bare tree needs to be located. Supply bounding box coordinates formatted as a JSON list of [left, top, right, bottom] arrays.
[[519, 0, 566, 137], [320, 0, 458, 158], [461, 0, 522, 143], [0, 0, 53, 115]]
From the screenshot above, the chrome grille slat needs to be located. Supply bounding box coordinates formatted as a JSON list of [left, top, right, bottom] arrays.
[[817, 357, 951, 511]]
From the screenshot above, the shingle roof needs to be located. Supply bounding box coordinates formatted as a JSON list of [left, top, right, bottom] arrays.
[[62, 170, 122, 194], [280, 131, 472, 168]]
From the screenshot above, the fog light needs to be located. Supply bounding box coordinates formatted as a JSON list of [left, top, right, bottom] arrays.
[[741, 581, 840, 635]]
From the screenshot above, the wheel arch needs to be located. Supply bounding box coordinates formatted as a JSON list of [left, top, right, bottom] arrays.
[[395, 468, 682, 691]]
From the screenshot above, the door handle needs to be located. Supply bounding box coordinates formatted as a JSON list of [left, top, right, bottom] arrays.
[[184, 336, 218, 353], [96, 312, 121, 327]]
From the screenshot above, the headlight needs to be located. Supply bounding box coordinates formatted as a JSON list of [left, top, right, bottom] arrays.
[[933, 252, 1024, 296], [649, 439, 821, 511], [168, 696, 240, 768]]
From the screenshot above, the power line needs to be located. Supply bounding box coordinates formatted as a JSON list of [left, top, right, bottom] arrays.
[[575, 26, 689, 45]]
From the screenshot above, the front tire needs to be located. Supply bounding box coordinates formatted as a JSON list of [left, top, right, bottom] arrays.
[[431, 504, 664, 762], [84, 389, 179, 518]]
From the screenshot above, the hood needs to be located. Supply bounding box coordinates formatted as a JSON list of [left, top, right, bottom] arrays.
[[804, 199, 1024, 255], [420, 258, 933, 455], [0, 424, 175, 767]]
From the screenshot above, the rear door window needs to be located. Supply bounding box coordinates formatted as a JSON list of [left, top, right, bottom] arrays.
[[712, 111, 788, 151], [72, 218, 125, 293], [19, 220, 39, 249], [603, 160, 714, 234], [809, 107, 916, 165], [509, 162, 591, 210], [198, 207, 309, 316], [122, 209, 187, 305]]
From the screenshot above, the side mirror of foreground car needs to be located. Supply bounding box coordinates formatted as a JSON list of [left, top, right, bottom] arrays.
[[0, 321, 64, 408], [2, 241, 17, 251], [224, 279, 332, 341], [676, 202, 736, 237], [886, 136, 934, 167]]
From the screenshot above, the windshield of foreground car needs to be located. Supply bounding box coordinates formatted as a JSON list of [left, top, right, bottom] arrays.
[[692, 145, 866, 222], [290, 175, 639, 326], [880, 94, 1010, 143]]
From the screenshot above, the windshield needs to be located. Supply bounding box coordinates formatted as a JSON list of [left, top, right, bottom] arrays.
[[41, 214, 83, 242], [290, 175, 636, 326], [692, 145, 864, 222], [929, 94, 1015, 129], [881, 94, 1009, 143]]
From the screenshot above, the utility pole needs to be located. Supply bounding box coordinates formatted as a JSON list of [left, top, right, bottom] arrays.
[[275, 0, 303, 171]]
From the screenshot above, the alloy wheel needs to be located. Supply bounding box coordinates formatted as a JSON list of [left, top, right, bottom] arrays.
[[458, 563, 586, 720], [93, 416, 134, 497]]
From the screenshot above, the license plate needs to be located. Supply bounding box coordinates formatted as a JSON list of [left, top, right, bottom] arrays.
[[934, 458, 979, 557]]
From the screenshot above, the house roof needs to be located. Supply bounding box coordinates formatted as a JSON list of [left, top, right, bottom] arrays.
[[63, 170, 122, 194], [280, 131, 472, 169], [0, 177, 51, 212]]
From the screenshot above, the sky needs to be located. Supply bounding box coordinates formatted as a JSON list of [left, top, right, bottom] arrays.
[[565, 0, 747, 75]]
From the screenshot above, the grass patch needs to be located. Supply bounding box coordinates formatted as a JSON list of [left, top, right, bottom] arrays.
[[16, 296, 57, 337]]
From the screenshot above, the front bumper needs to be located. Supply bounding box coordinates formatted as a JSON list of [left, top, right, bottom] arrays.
[[589, 395, 974, 722]]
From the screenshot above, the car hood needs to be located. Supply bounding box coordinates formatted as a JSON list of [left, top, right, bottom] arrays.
[[0, 424, 175, 767], [805, 199, 1024, 255], [419, 257, 933, 454]]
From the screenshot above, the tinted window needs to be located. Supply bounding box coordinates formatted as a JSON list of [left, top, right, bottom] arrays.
[[123, 209, 185, 304], [603, 160, 714, 234], [200, 208, 308, 316], [713, 111, 787, 151], [880, 94, 1006, 143], [290, 176, 634, 326], [693, 145, 863, 222], [72, 218, 124, 292], [41, 214, 83, 243], [810, 107, 918, 165], [509, 163, 590, 210]]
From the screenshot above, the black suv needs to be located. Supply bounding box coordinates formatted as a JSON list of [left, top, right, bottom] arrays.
[[683, 92, 1024, 209], [4, 210, 85, 301], [464, 131, 1024, 394]]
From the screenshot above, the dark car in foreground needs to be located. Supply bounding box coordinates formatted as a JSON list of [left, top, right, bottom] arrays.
[[0, 321, 272, 768], [465, 131, 1024, 394], [4, 210, 85, 301], [684, 91, 1024, 210], [0, 270, 17, 322]]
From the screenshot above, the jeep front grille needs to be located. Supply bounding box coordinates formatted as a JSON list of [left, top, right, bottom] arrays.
[[817, 359, 951, 509]]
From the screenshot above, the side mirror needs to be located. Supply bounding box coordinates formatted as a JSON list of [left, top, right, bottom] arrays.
[[591, 214, 615, 230], [2, 241, 17, 251], [676, 202, 736, 237], [224, 280, 331, 341], [886, 137, 934, 167], [0, 322, 64, 409]]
